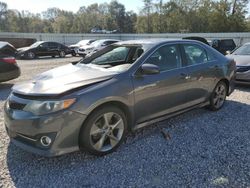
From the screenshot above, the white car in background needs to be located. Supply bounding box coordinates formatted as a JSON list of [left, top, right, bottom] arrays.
[[69, 39, 96, 56], [78, 39, 120, 57]]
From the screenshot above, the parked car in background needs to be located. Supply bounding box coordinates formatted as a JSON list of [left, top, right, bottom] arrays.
[[211, 39, 236, 55], [0, 42, 20, 82], [4, 39, 235, 157], [226, 42, 250, 84], [78, 39, 120, 57], [17, 41, 72, 59], [69, 39, 96, 56], [183, 36, 210, 45]]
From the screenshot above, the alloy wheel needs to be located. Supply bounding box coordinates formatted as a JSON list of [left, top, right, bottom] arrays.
[[213, 83, 226, 109], [89, 112, 125, 152], [27, 52, 35, 59]]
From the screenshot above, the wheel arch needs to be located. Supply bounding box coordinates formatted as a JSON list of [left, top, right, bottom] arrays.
[[78, 99, 133, 135], [77, 100, 134, 149]]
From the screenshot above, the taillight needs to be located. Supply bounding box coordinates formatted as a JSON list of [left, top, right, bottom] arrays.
[[0, 57, 16, 64]]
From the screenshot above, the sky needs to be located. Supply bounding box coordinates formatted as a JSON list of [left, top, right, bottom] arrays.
[[1, 0, 144, 13]]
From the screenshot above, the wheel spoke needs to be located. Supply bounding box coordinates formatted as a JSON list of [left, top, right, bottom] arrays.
[[111, 118, 123, 130], [108, 133, 119, 147], [90, 123, 103, 136], [93, 134, 106, 150], [103, 113, 113, 126], [213, 95, 219, 105]]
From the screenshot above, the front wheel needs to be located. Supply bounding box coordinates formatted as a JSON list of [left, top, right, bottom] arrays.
[[208, 81, 227, 111], [79, 106, 127, 156], [26, 52, 35, 59]]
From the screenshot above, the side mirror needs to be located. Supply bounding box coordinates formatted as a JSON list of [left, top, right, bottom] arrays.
[[141, 64, 160, 75]]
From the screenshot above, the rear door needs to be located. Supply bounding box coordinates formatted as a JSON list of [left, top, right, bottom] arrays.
[[132, 43, 192, 124], [48, 42, 60, 56], [180, 43, 218, 104]]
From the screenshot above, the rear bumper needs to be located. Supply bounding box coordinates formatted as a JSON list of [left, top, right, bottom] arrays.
[[0, 68, 20, 82]]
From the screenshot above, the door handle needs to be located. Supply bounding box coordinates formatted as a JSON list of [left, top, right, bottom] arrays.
[[180, 73, 191, 80]]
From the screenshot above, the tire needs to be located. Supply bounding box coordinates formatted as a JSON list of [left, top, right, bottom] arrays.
[[72, 52, 76, 56], [79, 106, 127, 156], [26, 52, 35, 59], [59, 51, 66, 58], [208, 81, 227, 111], [51, 55, 55, 58]]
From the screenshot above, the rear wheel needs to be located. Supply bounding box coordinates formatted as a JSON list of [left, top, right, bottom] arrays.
[[79, 106, 127, 156], [59, 51, 66, 58], [208, 81, 227, 111]]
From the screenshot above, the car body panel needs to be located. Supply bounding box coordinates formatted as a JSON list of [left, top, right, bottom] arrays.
[[4, 39, 235, 156], [0, 41, 20, 82], [227, 46, 250, 84]]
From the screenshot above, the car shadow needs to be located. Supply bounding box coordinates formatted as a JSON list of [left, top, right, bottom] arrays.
[[5, 100, 250, 187], [0, 83, 13, 101]]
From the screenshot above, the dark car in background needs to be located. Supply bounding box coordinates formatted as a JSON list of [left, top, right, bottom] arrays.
[[0, 42, 20, 82], [211, 39, 236, 55], [226, 42, 250, 84], [17, 41, 72, 59], [4, 39, 235, 157]]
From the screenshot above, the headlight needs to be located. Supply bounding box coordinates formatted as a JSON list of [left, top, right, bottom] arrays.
[[23, 98, 76, 115]]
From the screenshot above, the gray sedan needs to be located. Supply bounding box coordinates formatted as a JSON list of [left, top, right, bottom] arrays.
[[4, 39, 235, 156], [227, 43, 250, 84]]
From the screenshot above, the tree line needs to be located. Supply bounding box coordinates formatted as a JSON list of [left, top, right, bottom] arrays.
[[0, 0, 249, 33]]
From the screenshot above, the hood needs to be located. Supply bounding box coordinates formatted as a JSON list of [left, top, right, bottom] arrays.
[[79, 45, 93, 50], [69, 44, 80, 48], [12, 63, 118, 96], [17, 47, 31, 52], [227, 54, 250, 66]]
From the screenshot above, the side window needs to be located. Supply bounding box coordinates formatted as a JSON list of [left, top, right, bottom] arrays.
[[144, 44, 181, 72], [40, 42, 48, 48], [49, 42, 59, 48], [183, 44, 208, 66], [132, 48, 144, 62]]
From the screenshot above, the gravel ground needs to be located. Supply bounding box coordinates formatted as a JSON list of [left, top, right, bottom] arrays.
[[0, 57, 250, 188]]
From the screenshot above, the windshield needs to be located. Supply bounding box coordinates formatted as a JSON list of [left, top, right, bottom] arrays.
[[233, 45, 250, 55], [91, 40, 105, 48], [30, 41, 43, 48], [80, 44, 149, 72]]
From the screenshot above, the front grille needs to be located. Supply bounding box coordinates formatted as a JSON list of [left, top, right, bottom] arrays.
[[79, 49, 85, 52], [237, 66, 250, 73], [9, 100, 26, 110]]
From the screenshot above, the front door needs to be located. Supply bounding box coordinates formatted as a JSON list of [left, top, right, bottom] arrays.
[[132, 44, 192, 124]]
